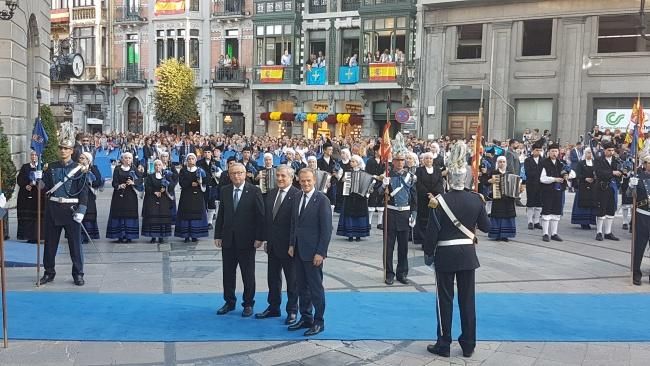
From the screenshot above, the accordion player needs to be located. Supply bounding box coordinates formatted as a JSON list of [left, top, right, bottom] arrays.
[[342, 170, 375, 198]]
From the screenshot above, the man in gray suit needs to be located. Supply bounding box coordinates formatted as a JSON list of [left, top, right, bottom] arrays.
[[288, 168, 332, 336]]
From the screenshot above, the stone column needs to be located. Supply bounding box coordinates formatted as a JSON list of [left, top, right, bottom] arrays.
[[487, 22, 512, 141], [420, 26, 445, 138], [557, 17, 586, 145]]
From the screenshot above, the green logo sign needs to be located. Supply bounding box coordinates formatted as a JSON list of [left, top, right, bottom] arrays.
[[605, 112, 625, 126]]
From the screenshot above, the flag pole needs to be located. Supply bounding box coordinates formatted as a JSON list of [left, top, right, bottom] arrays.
[[383, 90, 391, 283], [474, 86, 485, 192], [0, 165, 8, 348], [631, 93, 642, 279], [35, 86, 42, 288]]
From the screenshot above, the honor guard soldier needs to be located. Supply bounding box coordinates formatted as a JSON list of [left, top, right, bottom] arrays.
[[381, 133, 417, 285], [39, 125, 90, 286], [423, 141, 490, 359], [629, 156, 650, 286]]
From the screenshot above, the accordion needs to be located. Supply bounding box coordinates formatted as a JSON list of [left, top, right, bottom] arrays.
[[259, 168, 277, 194], [492, 173, 521, 199], [342, 170, 376, 198], [315, 170, 331, 193]]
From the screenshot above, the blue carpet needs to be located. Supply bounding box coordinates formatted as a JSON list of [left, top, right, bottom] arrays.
[[4, 240, 47, 267], [3, 291, 650, 342]]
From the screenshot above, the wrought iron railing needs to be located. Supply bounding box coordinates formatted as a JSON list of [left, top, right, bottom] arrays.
[[115, 6, 147, 23], [213, 66, 247, 83]]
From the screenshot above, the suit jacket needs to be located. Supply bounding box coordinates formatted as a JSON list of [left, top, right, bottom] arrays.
[[505, 148, 520, 175], [265, 186, 300, 259], [423, 190, 490, 272], [179, 144, 195, 160], [214, 182, 265, 249], [290, 190, 332, 262]]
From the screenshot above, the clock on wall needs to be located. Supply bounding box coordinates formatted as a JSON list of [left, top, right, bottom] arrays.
[[71, 53, 85, 78]]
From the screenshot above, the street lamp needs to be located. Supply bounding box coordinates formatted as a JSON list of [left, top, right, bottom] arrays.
[[223, 115, 232, 124], [395, 61, 416, 106], [0, 0, 18, 21]]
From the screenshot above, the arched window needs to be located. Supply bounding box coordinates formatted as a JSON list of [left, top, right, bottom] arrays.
[[127, 98, 143, 133]]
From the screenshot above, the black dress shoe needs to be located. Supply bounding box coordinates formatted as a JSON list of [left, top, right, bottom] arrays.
[[633, 277, 642, 286], [462, 349, 474, 358], [551, 234, 563, 242], [184, 238, 189, 243], [284, 313, 297, 325], [73, 275, 85, 286], [501, 237, 509, 242], [304, 324, 324, 336], [150, 238, 156, 243], [191, 237, 198, 243], [158, 238, 165, 244], [622, 223, 629, 230], [426, 344, 450, 358], [355, 237, 361, 242], [604, 233, 620, 241], [542, 234, 550, 242], [385, 278, 394, 285], [242, 306, 253, 317], [396, 276, 408, 285], [596, 233, 604, 241], [38, 273, 55, 285], [216, 303, 235, 315], [255, 309, 281, 319], [534, 223, 543, 230], [288, 319, 312, 331], [528, 223, 534, 230], [377, 224, 384, 230], [348, 237, 354, 242]]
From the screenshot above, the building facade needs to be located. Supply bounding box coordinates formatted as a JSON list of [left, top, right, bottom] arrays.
[[0, 1, 51, 164], [419, 0, 650, 143], [50, 0, 111, 134]]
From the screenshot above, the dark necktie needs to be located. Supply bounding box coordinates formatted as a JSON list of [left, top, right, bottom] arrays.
[[299, 193, 307, 217], [272, 189, 284, 219], [234, 188, 241, 211]]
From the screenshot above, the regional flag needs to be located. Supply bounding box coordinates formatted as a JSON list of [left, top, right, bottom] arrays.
[[260, 66, 284, 83], [339, 66, 359, 84], [471, 123, 483, 192], [369, 63, 396, 82], [380, 121, 392, 162], [306, 67, 327, 85], [155, 0, 185, 16], [629, 97, 647, 156], [30, 117, 48, 156]]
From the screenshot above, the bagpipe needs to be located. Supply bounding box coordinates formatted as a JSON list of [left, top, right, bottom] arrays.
[[195, 167, 207, 193], [161, 169, 175, 200], [211, 164, 223, 185]]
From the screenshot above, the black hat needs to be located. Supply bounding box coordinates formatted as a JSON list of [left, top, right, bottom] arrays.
[[202, 146, 213, 153], [532, 141, 544, 150], [548, 143, 560, 151]]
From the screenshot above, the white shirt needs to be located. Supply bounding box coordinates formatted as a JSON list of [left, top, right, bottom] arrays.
[[540, 159, 559, 184], [275, 186, 290, 206], [233, 183, 244, 201], [298, 188, 315, 215]]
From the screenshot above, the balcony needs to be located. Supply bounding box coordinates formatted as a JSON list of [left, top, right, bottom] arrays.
[[359, 63, 397, 83], [341, 0, 360, 11], [253, 65, 300, 85], [213, 0, 246, 17], [213, 66, 248, 87], [308, 0, 327, 13], [305, 66, 327, 85], [51, 8, 70, 25], [362, 0, 413, 5], [114, 67, 147, 86], [72, 6, 95, 21], [115, 6, 147, 24]]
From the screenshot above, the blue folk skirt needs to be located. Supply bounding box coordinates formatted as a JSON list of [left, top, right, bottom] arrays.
[[82, 220, 100, 240], [106, 217, 140, 239], [174, 216, 209, 239], [142, 223, 173, 238], [336, 213, 371, 238], [571, 195, 596, 225], [488, 217, 516, 239]]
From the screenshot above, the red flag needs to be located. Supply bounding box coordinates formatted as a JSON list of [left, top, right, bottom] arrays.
[[471, 123, 483, 192], [380, 121, 392, 162]]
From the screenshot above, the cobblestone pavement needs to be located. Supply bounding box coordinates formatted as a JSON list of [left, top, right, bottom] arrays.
[[0, 188, 648, 365]]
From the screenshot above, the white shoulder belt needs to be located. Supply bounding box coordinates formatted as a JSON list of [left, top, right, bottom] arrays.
[[435, 194, 475, 241]]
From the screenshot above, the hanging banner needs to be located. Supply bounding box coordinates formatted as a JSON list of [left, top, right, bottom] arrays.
[[306, 67, 327, 85], [369, 63, 396, 82], [260, 66, 284, 83], [155, 0, 185, 16], [339, 66, 359, 84]]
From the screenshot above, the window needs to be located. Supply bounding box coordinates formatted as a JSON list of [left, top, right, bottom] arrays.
[[177, 37, 186, 62], [52, 0, 68, 9], [190, 0, 199, 12], [73, 27, 95, 66], [255, 1, 290, 14], [156, 39, 165, 65], [255, 24, 295, 65], [362, 17, 410, 63], [309, 0, 327, 13], [515, 99, 553, 141], [189, 35, 199, 68], [598, 14, 650, 53], [341, 29, 360, 65], [522, 19, 553, 56], [73, 0, 93, 6], [456, 24, 482, 59], [125, 34, 140, 71]]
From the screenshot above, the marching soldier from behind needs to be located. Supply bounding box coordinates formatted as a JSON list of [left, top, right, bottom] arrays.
[[381, 133, 417, 285], [423, 141, 490, 359], [628, 156, 650, 286], [39, 124, 90, 286]]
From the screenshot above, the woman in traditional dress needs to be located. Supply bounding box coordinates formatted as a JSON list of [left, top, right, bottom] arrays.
[[414, 152, 444, 245], [571, 148, 597, 229], [106, 152, 143, 243], [159, 151, 178, 225], [334, 148, 352, 213], [336, 155, 371, 241], [486, 156, 517, 241], [79, 152, 103, 243], [175, 153, 209, 242], [142, 160, 173, 243], [16, 150, 45, 243]]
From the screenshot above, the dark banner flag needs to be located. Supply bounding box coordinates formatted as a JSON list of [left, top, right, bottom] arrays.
[[30, 117, 48, 156]]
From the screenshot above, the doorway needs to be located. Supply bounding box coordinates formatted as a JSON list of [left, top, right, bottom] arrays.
[[447, 114, 479, 140]]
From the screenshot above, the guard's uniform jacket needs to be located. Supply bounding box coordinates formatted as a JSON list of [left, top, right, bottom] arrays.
[[384, 168, 417, 281], [42, 159, 89, 277], [630, 170, 650, 282], [423, 189, 490, 354]]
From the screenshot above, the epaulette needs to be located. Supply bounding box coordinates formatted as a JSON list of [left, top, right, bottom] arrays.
[[468, 190, 486, 203]]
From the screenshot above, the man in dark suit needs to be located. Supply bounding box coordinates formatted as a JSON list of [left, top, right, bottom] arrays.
[[179, 136, 195, 164], [255, 165, 301, 324], [214, 163, 265, 317], [288, 168, 332, 336], [423, 141, 490, 359]]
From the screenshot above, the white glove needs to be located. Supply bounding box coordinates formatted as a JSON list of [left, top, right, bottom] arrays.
[[216, 169, 223, 178], [630, 177, 639, 188], [34, 170, 43, 180], [409, 213, 416, 228], [73, 213, 84, 223], [382, 177, 390, 187], [0, 193, 6, 208]]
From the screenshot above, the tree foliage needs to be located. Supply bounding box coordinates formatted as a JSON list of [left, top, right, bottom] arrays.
[[154, 58, 198, 130], [40, 104, 59, 165], [0, 120, 17, 200]]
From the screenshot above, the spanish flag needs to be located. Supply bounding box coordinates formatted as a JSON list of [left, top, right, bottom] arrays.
[[155, 0, 185, 16], [369, 63, 396, 82], [380, 121, 392, 163], [260, 66, 284, 83]]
